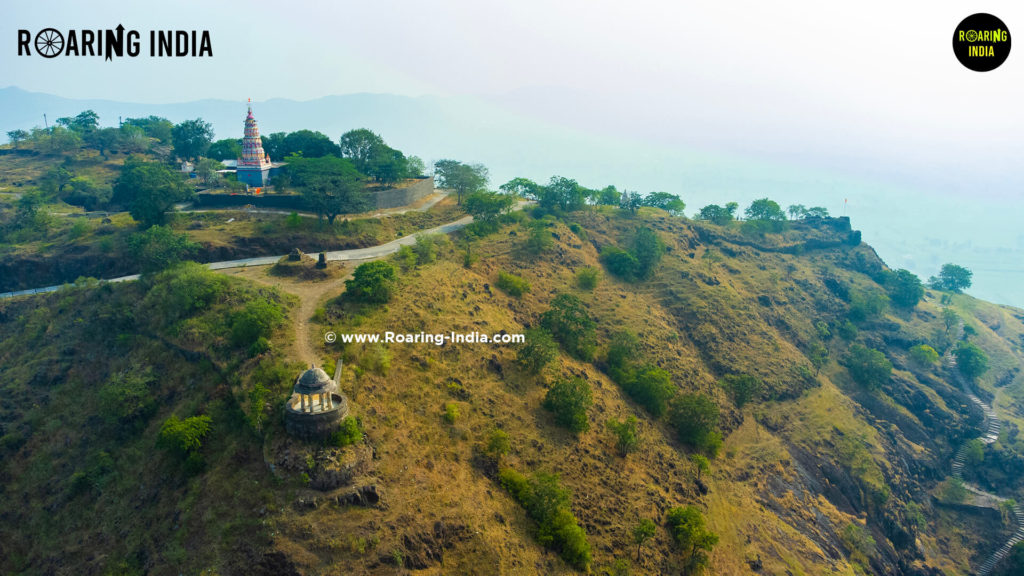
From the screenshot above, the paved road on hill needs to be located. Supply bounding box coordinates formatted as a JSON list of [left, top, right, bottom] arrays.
[[0, 200, 528, 300]]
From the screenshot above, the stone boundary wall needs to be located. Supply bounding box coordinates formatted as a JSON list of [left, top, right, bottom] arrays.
[[195, 176, 434, 212]]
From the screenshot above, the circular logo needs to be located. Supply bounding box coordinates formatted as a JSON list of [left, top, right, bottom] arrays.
[[34, 28, 65, 58], [953, 13, 1011, 72]]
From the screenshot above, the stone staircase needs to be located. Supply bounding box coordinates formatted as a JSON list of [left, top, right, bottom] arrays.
[[944, 320, 1019, 576]]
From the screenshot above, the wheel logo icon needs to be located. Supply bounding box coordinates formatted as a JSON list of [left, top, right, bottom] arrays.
[[34, 29, 64, 58], [966, 30, 979, 42]]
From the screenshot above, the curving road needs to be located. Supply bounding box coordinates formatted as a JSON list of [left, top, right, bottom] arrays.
[[0, 200, 528, 300]]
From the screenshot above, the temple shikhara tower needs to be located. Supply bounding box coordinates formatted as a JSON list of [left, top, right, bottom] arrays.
[[236, 99, 273, 187]]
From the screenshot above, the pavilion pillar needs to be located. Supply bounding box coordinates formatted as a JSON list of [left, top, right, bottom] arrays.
[[300, 394, 306, 412]]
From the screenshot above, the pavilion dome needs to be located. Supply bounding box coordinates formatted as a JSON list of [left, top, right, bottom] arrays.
[[294, 366, 333, 394]]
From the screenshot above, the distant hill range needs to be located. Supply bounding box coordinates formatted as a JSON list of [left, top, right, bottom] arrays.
[[1, 85, 1022, 308]]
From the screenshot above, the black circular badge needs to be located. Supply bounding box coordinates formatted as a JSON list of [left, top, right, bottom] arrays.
[[953, 13, 1011, 71]]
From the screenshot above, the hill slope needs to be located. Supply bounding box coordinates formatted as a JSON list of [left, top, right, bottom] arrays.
[[2, 206, 1024, 575]]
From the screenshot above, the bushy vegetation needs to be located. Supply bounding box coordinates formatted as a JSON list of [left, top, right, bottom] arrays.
[[909, 344, 939, 367], [543, 378, 593, 434], [604, 331, 675, 416], [345, 261, 397, 303], [496, 270, 531, 297], [516, 328, 559, 374], [541, 293, 597, 361], [606, 416, 640, 456], [229, 298, 284, 354], [499, 469, 592, 570], [158, 414, 213, 473], [668, 394, 722, 457], [845, 344, 893, 390], [575, 266, 601, 290], [929, 263, 973, 293], [954, 341, 989, 380], [666, 505, 719, 571], [600, 227, 664, 281], [720, 373, 764, 408]]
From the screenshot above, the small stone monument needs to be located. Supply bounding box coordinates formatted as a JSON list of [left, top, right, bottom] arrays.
[[316, 253, 327, 269], [288, 248, 303, 261], [284, 365, 348, 441]]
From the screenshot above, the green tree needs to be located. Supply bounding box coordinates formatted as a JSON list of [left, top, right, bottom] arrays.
[[63, 176, 112, 211], [744, 198, 786, 221], [406, 155, 426, 177], [696, 203, 737, 225], [884, 269, 924, 309], [809, 342, 829, 375], [485, 428, 511, 459], [285, 155, 368, 223], [624, 365, 675, 417], [668, 394, 721, 455], [954, 341, 989, 380], [606, 416, 640, 456], [171, 118, 214, 162], [158, 415, 212, 457], [464, 190, 514, 222], [56, 109, 99, 133], [643, 191, 686, 215], [126, 225, 198, 274], [845, 344, 893, 390], [282, 129, 341, 158], [787, 204, 807, 219], [619, 190, 643, 214], [499, 470, 592, 570], [261, 131, 288, 160], [195, 158, 224, 185], [931, 263, 973, 293], [543, 378, 593, 434], [339, 128, 386, 171], [942, 308, 960, 333], [908, 344, 939, 367], [576, 266, 600, 290], [632, 518, 656, 562], [720, 374, 763, 408], [114, 157, 192, 227], [631, 227, 664, 279], [601, 245, 640, 280], [123, 115, 173, 143], [540, 293, 597, 360], [86, 127, 123, 158], [230, 299, 284, 350], [434, 159, 488, 204], [525, 222, 554, 254], [345, 261, 397, 304], [7, 129, 29, 147], [666, 506, 719, 571], [690, 454, 710, 481], [499, 177, 542, 199], [963, 438, 985, 466], [594, 184, 621, 206], [848, 289, 889, 323], [539, 175, 588, 212], [805, 206, 830, 218], [364, 142, 409, 183], [206, 138, 242, 161]]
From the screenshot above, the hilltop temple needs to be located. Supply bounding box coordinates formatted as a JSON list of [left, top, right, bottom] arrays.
[[235, 101, 279, 188]]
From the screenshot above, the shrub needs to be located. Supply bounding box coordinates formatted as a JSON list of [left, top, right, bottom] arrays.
[[394, 244, 417, 270], [158, 415, 212, 458], [848, 289, 889, 323], [498, 469, 592, 570], [909, 344, 939, 367], [955, 341, 989, 380], [606, 416, 639, 456], [358, 344, 391, 376], [883, 269, 924, 309], [345, 261, 397, 303], [666, 506, 719, 570], [524, 222, 553, 254], [230, 298, 284, 350], [516, 328, 559, 374], [443, 402, 460, 424], [331, 417, 363, 447], [601, 245, 640, 280], [575, 266, 600, 290], [540, 293, 596, 361], [496, 271, 531, 297], [840, 523, 876, 563], [543, 378, 593, 434], [623, 365, 675, 417], [413, 234, 442, 265], [485, 429, 511, 458], [720, 374, 764, 408], [126, 225, 198, 274], [668, 394, 720, 456], [845, 344, 893, 390], [98, 367, 157, 426]]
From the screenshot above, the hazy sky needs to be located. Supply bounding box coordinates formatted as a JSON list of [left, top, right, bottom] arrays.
[[4, 1, 1022, 187], [3, 1, 1024, 303]]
